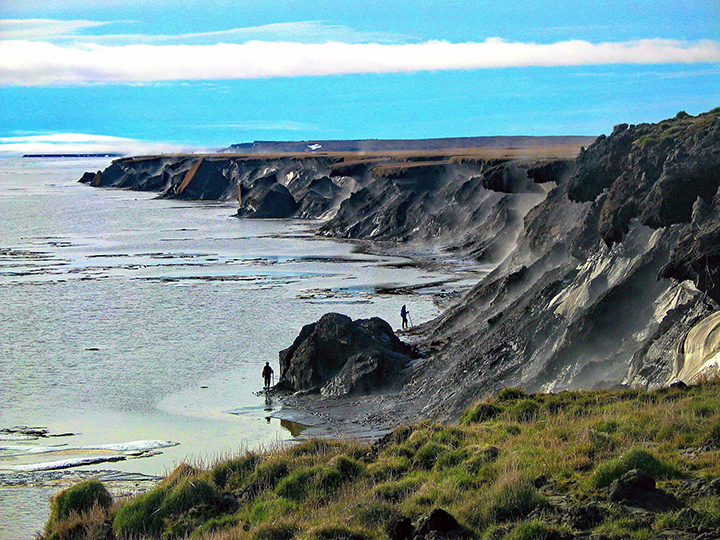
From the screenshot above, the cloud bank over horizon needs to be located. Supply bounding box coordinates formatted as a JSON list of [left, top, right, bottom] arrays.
[[0, 133, 193, 156], [2, 36, 720, 86]]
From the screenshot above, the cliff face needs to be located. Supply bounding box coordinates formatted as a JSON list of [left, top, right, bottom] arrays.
[[80, 111, 720, 423], [395, 108, 720, 422], [81, 147, 576, 263]]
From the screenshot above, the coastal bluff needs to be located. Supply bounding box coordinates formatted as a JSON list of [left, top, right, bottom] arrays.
[[79, 110, 720, 424]]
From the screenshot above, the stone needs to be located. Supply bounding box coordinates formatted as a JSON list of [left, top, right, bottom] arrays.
[[567, 503, 604, 530], [608, 469, 656, 502], [415, 508, 467, 538], [278, 313, 411, 396], [386, 516, 414, 540]]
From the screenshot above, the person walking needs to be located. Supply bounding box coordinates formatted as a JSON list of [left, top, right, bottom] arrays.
[[262, 362, 274, 390]]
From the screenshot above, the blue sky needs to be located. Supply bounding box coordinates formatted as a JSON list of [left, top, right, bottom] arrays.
[[0, 0, 718, 154]]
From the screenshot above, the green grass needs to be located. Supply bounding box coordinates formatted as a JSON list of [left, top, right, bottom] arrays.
[[40, 379, 720, 540], [588, 447, 680, 489], [44, 480, 113, 540]]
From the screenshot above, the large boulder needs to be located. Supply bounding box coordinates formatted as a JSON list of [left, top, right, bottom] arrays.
[[278, 313, 411, 396]]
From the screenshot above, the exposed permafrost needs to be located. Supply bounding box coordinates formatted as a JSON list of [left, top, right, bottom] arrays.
[[673, 310, 720, 384]]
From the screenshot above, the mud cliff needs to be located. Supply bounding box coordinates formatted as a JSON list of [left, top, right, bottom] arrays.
[[80, 112, 720, 424], [396, 108, 720, 423]]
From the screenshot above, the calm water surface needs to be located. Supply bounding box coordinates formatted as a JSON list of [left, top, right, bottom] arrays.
[[0, 157, 456, 538]]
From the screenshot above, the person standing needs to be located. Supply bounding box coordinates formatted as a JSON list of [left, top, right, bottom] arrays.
[[401, 304, 409, 330], [262, 362, 274, 390]]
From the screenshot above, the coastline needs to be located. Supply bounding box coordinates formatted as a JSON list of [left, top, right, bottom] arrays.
[[0, 186, 478, 539], [264, 235, 491, 444]]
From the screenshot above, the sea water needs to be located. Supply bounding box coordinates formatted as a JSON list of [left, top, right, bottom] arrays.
[[0, 157, 461, 538]]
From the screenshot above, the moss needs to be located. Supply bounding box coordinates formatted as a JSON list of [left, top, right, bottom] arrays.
[[594, 420, 619, 434], [463, 445, 501, 474], [45, 480, 113, 540], [287, 438, 337, 457], [367, 455, 411, 481], [635, 135, 658, 148], [50, 380, 720, 540], [413, 441, 450, 470], [275, 467, 319, 501], [275, 465, 343, 501], [248, 497, 295, 524], [508, 399, 540, 422], [161, 462, 200, 487], [190, 514, 241, 538], [434, 446, 471, 470], [113, 476, 232, 538], [704, 418, 720, 446], [374, 477, 421, 503], [504, 519, 574, 540], [248, 520, 301, 540], [690, 398, 720, 418], [329, 454, 366, 480], [308, 524, 372, 540], [461, 473, 544, 529], [241, 458, 291, 498], [432, 426, 467, 447], [352, 501, 402, 528], [382, 441, 415, 460], [113, 486, 169, 538]]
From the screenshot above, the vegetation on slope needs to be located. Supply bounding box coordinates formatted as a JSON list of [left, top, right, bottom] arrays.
[[43, 381, 720, 540]]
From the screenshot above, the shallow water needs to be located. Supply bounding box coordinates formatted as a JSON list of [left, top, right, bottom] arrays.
[[0, 157, 460, 538]]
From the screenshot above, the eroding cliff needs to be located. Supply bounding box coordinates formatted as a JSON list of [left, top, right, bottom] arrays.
[[391, 108, 720, 423], [78, 113, 720, 424], [81, 143, 581, 263]]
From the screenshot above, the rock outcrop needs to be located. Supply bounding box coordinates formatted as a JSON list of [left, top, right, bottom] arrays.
[[277, 313, 411, 397]]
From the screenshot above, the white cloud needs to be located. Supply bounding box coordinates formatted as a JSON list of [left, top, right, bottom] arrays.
[[1, 37, 719, 86], [0, 19, 115, 39], [0, 133, 195, 156], [0, 19, 408, 45]]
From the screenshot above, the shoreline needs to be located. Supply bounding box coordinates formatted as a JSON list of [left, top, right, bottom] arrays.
[[0, 216, 482, 539], [266, 238, 485, 445]]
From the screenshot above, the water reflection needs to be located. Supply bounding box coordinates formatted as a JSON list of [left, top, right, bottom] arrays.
[[280, 419, 308, 437]]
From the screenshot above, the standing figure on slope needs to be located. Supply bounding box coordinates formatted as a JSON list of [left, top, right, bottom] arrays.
[[401, 304, 409, 330]]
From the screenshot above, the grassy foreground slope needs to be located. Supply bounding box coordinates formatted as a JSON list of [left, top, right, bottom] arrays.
[[44, 381, 720, 540]]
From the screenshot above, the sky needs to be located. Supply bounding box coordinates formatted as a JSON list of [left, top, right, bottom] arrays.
[[0, 0, 719, 155]]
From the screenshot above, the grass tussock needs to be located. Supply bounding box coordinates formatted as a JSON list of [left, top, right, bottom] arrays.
[[39, 379, 720, 540]]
